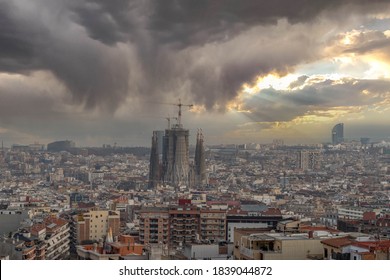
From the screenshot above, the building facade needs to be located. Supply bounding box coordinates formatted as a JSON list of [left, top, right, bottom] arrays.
[[139, 207, 169, 244], [149, 131, 160, 189], [332, 123, 344, 145], [194, 130, 207, 186], [200, 210, 226, 242], [74, 210, 120, 243], [298, 150, 322, 170], [162, 126, 190, 187], [44, 217, 70, 260], [169, 206, 200, 247]]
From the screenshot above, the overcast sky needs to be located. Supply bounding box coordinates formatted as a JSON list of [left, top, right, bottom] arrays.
[[1, 0, 390, 147]]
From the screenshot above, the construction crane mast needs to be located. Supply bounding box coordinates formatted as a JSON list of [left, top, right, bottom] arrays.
[[174, 99, 193, 127], [152, 99, 194, 127]]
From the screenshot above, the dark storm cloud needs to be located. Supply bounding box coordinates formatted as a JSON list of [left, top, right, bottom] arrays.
[[75, 0, 388, 47], [0, 2, 45, 72], [1, 0, 390, 114], [0, 0, 130, 111], [149, 0, 348, 47], [0, 73, 69, 124], [70, 0, 140, 45], [241, 78, 390, 122]]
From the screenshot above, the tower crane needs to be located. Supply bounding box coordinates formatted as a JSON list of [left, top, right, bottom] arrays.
[[171, 99, 193, 127], [158, 99, 193, 127]]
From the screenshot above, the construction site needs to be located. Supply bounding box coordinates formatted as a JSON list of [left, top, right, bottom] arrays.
[[148, 100, 206, 189]]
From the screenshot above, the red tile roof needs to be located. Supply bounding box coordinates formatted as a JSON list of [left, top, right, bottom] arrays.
[[299, 226, 340, 233], [363, 212, 376, 221], [262, 208, 282, 216], [354, 240, 390, 251], [321, 237, 353, 248]]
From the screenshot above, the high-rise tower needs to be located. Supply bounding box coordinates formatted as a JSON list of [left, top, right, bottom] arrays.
[[155, 130, 164, 155], [162, 124, 190, 187], [194, 129, 206, 186], [332, 123, 344, 145], [149, 100, 204, 188], [148, 131, 160, 188]]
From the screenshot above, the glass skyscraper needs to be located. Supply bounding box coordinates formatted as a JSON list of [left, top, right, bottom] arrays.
[[332, 123, 344, 144]]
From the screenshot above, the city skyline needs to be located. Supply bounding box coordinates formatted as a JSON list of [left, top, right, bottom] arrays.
[[1, 1, 390, 147]]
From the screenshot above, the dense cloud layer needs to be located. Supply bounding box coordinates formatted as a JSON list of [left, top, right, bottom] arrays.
[[1, 0, 390, 145], [1, 0, 389, 111]]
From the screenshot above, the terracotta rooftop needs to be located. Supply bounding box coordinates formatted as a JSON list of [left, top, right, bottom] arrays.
[[354, 240, 390, 250], [261, 208, 282, 216], [44, 217, 67, 232], [30, 223, 46, 234], [321, 237, 353, 248]]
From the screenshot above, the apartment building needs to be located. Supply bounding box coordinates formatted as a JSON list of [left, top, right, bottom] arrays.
[[44, 217, 70, 260], [338, 207, 366, 220], [234, 229, 324, 260], [169, 206, 200, 247], [200, 209, 226, 242], [29, 223, 47, 260], [139, 207, 169, 244], [140, 205, 284, 246], [0, 216, 69, 260], [74, 210, 120, 243], [321, 236, 390, 260]]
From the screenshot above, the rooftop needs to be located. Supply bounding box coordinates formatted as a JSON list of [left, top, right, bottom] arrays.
[[321, 237, 354, 248]]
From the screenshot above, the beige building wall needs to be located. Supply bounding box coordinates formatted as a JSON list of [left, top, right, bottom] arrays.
[[234, 229, 324, 260], [88, 210, 120, 240], [76, 210, 120, 242], [262, 239, 323, 260], [200, 210, 226, 242], [233, 228, 268, 259]]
